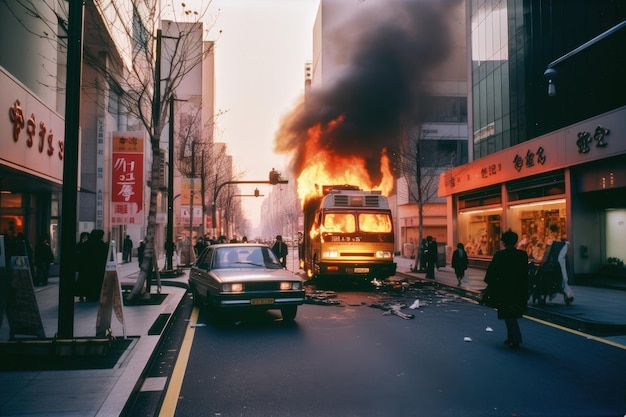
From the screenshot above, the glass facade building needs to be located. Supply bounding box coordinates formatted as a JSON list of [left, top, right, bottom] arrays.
[[470, 0, 626, 159], [440, 0, 626, 278]]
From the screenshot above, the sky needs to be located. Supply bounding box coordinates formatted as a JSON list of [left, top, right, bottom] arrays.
[[203, 0, 320, 228]]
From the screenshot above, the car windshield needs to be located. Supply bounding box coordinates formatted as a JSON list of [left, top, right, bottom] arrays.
[[212, 246, 283, 269]]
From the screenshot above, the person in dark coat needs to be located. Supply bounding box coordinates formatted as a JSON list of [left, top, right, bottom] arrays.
[[272, 235, 288, 268], [425, 236, 437, 279], [74, 232, 90, 301], [76, 229, 109, 302], [451, 242, 468, 286], [484, 230, 529, 349], [122, 235, 133, 263], [34, 233, 54, 286]]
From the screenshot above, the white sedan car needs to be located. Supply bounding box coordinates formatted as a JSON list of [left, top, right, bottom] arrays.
[[189, 243, 305, 321]]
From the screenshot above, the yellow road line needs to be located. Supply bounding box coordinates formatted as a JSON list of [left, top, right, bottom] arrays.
[[159, 306, 199, 417], [524, 315, 626, 350]]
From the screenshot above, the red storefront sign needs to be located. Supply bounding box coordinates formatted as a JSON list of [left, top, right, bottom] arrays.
[[111, 134, 144, 225]]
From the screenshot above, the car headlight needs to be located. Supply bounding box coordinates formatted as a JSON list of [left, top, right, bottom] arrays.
[[375, 251, 392, 259], [280, 281, 301, 290], [322, 250, 339, 258], [222, 283, 244, 292]]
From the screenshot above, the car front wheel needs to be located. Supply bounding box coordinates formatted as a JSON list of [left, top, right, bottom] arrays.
[[191, 287, 202, 307], [281, 306, 297, 322]]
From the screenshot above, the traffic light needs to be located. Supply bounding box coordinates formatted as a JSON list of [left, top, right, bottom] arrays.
[[254, 188, 260, 197], [269, 169, 280, 185]]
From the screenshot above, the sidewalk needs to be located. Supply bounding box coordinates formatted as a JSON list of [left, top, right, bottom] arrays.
[[393, 256, 626, 337], [0, 260, 190, 417]]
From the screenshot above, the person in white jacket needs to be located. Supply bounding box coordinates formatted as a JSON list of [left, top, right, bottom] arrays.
[[554, 239, 575, 304]]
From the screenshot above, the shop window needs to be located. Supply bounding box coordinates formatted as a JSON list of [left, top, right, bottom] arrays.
[[507, 199, 566, 261], [458, 208, 502, 258]]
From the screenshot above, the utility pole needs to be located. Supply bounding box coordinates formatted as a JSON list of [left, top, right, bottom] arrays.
[[165, 95, 175, 271], [58, 0, 84, 338], [189, 141, 197, 264]]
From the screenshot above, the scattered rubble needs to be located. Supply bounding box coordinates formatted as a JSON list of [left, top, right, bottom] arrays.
[[370, 303, 414, 320], [305, 290, 341, 306]]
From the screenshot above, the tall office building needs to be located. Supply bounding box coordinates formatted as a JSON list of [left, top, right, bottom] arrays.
[[440, 0, 626, 278]]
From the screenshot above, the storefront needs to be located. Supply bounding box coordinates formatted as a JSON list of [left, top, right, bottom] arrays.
[[440, 106, 626, 280], [1, 66, 65, 261]]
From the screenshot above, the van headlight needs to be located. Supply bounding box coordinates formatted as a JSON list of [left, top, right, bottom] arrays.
[[375, 251, 392, 259], [323, 251, 339, 258]]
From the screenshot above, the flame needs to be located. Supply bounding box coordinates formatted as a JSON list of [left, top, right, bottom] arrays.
[[296, 118, 395, 204]]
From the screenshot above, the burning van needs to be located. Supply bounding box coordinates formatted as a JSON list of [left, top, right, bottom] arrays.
[[300, 185, 396, 282]]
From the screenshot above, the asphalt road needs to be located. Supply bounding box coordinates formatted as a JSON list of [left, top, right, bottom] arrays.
[[164, 283, 626, 417]]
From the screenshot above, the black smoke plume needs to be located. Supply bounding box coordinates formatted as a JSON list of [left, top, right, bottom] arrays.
[[275, 0, 459, 186]]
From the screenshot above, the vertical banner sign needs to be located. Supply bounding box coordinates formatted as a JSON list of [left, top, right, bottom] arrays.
[[96, 241, 126, 338], [96, 118, 105, 229], [111, 133, 144, 225], [180, 178, 202, 226]]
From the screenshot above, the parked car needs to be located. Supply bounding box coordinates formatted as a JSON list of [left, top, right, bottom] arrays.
[[189, 243, 305, 321]]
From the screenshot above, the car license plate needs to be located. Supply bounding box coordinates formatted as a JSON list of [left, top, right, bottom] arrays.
[[251, 298, 274, 305], [354, 267, 370, 273]]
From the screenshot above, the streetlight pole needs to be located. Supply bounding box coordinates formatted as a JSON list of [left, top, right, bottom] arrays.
[[165, 95, 175, 271], [165, 95, 187, 272], [211, 169, 288, 238], [58, 0, 84, 338], [189, 141, 197, 264]]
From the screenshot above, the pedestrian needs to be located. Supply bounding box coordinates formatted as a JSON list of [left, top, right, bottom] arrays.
[[194, 236, 207, 256], [76, 229, 108, 302], [137, 239, 146, 268], [122, 235, 133, 263], [483, 230, 529, 349], [34, 233, 55, 286], [542, 228, 575, 305], [451, 242, 468, 286], [74, 232, 90, 301], [425, 236, 437, 279], [416, 238, 427, 272], [272, 235, 288, 268]]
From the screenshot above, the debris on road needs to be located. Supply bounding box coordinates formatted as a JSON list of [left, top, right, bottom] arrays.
[[370, 303, 415, 320], [409, 300, 420, 309], [305, 290, 341, 306], [464, 337, 472, 342], [372, 278, 410, 294]]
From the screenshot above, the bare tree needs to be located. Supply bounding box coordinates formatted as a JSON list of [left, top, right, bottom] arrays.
[[3, 1, 219, 300], [82, 1, 216, 299], [399, 125, 455, 269]]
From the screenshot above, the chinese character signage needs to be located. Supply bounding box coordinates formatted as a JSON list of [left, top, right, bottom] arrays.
[[111, 133, 144, 225], [2, 69, 66, 183]]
